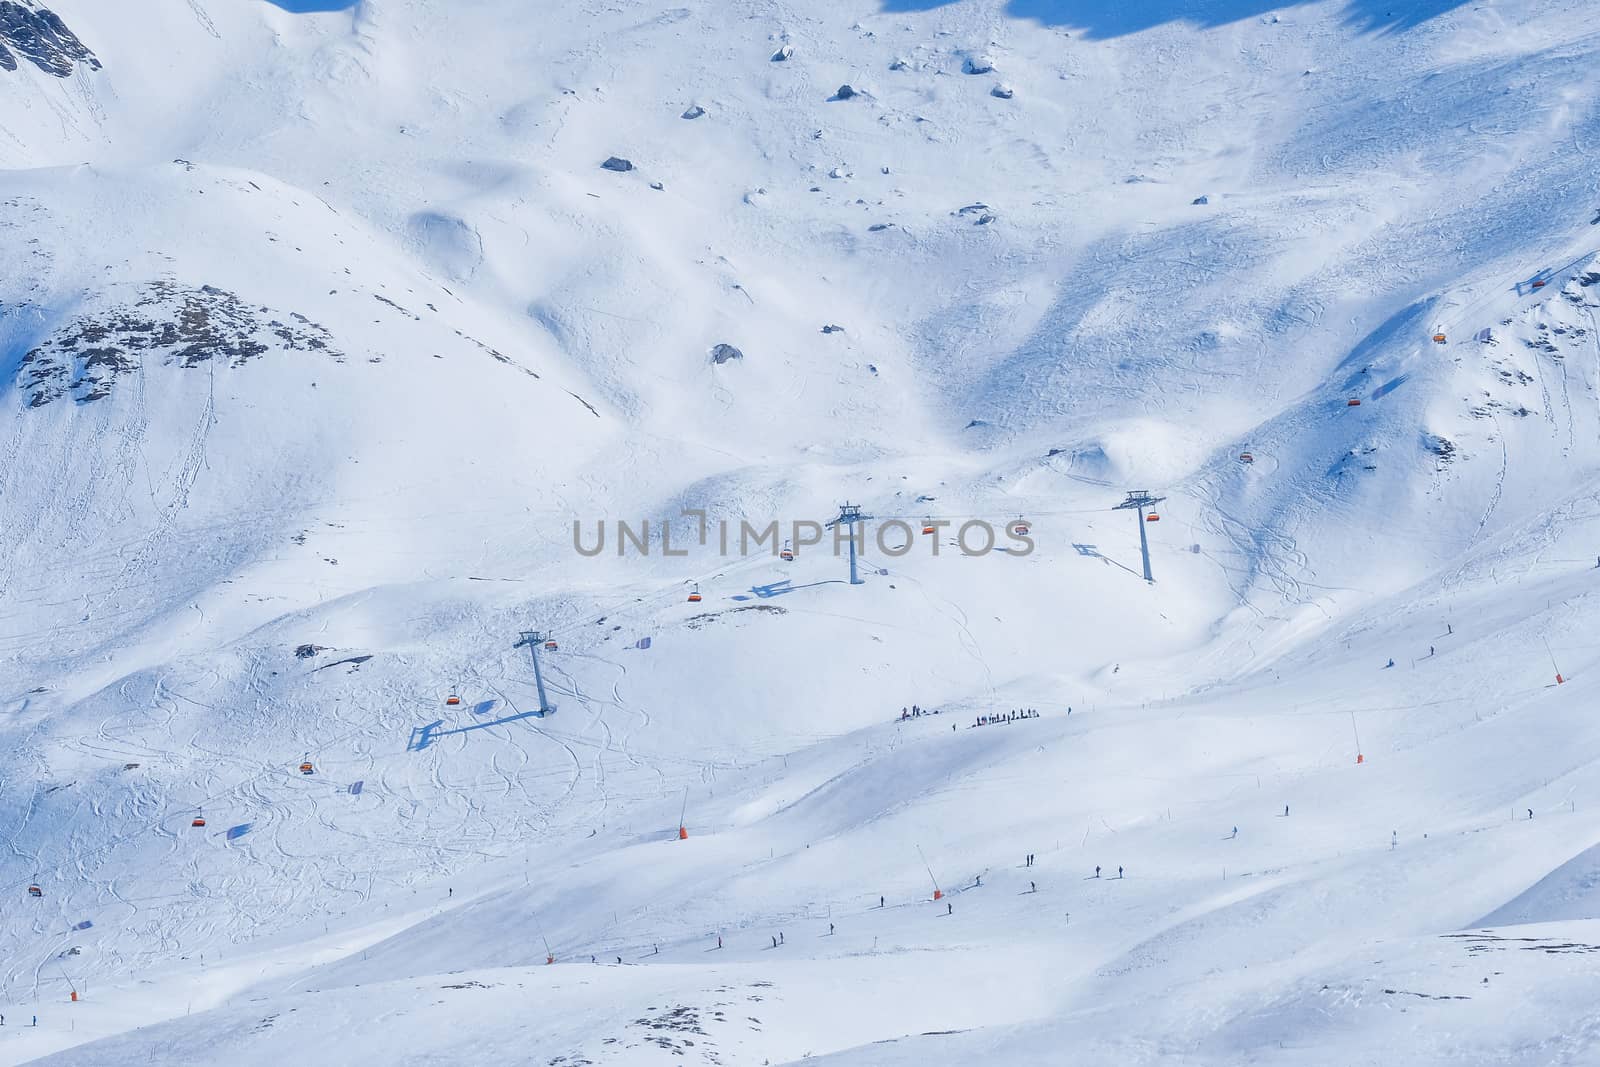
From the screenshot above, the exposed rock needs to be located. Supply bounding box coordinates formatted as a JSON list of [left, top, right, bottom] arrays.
[[829, 84, 857, 101], [963, 55, 995, 75], [867, 223, 891, 232], [294, 644, 327, 660], [771, 44, 793, 62], [991, 84, 1014, 99], [1192, 195, 1210, 205], [681, 104, 705, 119], [0, 1, 99, 78], [17, 282, 339, 408], [889, 57, 909, 71], [649, 181, 664, 190], [709, 343, 743, 365], [821, 324, 844, 334], [601, 156, 634, 172]]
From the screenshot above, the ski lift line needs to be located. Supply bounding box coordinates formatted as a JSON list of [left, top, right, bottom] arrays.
[[516, 545, 780, 642], [0, 707, 388, 897]]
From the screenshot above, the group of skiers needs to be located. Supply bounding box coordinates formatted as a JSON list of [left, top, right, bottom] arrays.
[[897, 704, 941, 720], [973, 708, 1040, 727]]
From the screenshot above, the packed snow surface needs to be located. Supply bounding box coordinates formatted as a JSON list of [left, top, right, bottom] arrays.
[[4, 0, 1600, 1063]]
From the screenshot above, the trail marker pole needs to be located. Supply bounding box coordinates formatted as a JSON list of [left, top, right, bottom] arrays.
[[916, 844, 943, 901]]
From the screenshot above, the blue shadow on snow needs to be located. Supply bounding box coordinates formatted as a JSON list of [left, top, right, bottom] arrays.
[[261, 0, 359, 12], [876, 0, 1474, 38]]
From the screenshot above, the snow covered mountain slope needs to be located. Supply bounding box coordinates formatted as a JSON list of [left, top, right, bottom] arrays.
[[4, 0, 1600, 1063]]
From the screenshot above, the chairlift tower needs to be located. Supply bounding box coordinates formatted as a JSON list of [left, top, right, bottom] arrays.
[[516, 631, 557, 717], [1113, 490, 1166, 583], [826, 503, 870, 585]]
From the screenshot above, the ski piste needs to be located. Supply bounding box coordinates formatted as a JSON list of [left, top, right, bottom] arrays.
[[4, 0, 1600, 1063]]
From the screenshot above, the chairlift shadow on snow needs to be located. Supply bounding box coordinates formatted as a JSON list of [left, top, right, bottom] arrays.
[[732, 578, 847, 601], [1071, 543, 1142, 580], [411, 706, 550, 750], [874, 0, 1473, 38]]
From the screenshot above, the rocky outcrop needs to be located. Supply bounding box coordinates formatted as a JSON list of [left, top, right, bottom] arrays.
[[18, 282, 339, 407], [0, 1, 100, 77]]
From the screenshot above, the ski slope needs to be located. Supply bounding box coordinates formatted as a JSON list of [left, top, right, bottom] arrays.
[[4, 0, 1600, 1062]]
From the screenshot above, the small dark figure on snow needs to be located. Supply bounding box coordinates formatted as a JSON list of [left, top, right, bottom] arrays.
[[880, 895, 885, 908], [1030, 881, 1036, 893], [947, 902, 953, 915], [1095, 866, 1101, 878], [1529, 808, 1535, 820], [1284, 805, 1289, 817], [772, 936, 778, 948], [1118, 866, 1124, 878], [829, 923, 834, 935]]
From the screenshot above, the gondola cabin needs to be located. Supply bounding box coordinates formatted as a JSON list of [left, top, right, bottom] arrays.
[[1346, 398, 1362, 407], [299, 762, 315, 775], [544, 640, 558, 652], [27, 885, 41, 897], [445, 695, 461, 706], [921, 519, 935, 535], [687, 583, 703, 603], [1432, 333, 1447, 344], [780, 540, 795, 561], [1146, 512, 1161, 522], [191, 816, 206, 828], [1239, 452, 1254, 463], [1532, 279, 1547, 289]]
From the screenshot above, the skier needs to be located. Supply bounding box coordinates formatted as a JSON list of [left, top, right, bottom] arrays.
[[617, 957, 622, 964], [1391, 830, 1398, 850], [772, 936, 777, 948], [976, 875, 982, 887], [448, 887, 452, 897], [779, 931, 784, 944], [1430, 646, 1435, 656], [717, 936, 722, 949], [1231, 826, 1238, 839], [1385, 658, 1395, 668], [947, 902, 953, 915], [1095, 866, 1101, 878], [1528, 808, 1535, 820], [1030, 881, 1036, 893], [880, 895, 885, 908], [1284, 805, 1289, 817], [591, 955, 596, 963], [1118, 866, 1124, 879], [829, 923, 834, 935]]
